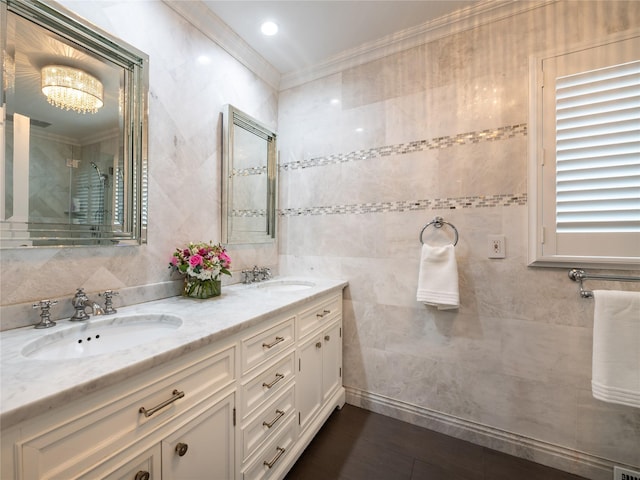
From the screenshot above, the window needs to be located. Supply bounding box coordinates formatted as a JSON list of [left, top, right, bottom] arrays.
[[528, 32, 640, 267]]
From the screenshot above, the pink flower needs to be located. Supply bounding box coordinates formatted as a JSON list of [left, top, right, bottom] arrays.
[[189, 254, 203, 268], [219, 251, 231, 268], [170, 256, 177, 266]]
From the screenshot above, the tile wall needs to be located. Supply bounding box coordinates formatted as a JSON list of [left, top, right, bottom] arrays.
[[277, 1, 640, 478]]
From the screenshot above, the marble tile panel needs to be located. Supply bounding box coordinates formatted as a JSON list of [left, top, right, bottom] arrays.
[[277, 73, 343, 123], [469, 260, 595, 329], [341, 48, 424, 109], [341, 299, 389, 352], [576, 387, 640, 467], [436, 137, 528, 199], [468, 371, 580, 450], [382, 74, 528, 148], [279, 214, 384, 260], [380, 303, 503, 374], [499, 318, 593, 389]]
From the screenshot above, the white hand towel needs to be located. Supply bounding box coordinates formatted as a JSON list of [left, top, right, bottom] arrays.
[[592, 290, 640, 409], [416, 243, 459, 310]]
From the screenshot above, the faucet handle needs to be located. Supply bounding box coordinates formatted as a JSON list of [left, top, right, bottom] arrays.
[[32, 299, 58, 329], [99, 290, 119, 314], [73, 288, 88, 301], [242, 269, 254, 284]]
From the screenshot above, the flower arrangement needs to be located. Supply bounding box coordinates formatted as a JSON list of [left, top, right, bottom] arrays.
[[169, 242, 231, 298]]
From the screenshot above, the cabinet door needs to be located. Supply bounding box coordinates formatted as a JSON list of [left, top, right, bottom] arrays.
[[162, 392, 235, 480], [297, 334, 323, 431], [322, 320, 342, 402]]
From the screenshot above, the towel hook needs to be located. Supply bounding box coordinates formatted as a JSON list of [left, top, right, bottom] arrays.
[[419, 216, 459, 246]]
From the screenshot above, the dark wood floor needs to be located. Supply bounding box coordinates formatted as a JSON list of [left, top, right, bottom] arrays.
[[284, 404, 589, 480]]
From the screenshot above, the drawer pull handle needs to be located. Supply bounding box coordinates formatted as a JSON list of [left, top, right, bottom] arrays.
[[139, 389, 185, 417], [134, 471, 150, 480], [175, 442, 189, 457], [263, 409, 285, 428], [324, 335, 330, 341], [263, 446, 286, 469], [262, 373, 284, 389], [316, 342, 322, 349], [316, 309, 331, 318], [262, 336, 285, 349]]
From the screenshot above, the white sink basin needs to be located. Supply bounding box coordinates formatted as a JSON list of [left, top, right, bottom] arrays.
[[256, 280, 315, 292], [21, 314, 183, 360]]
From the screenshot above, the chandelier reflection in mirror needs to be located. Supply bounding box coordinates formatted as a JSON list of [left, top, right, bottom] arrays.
[[41, 65, 104, 114]]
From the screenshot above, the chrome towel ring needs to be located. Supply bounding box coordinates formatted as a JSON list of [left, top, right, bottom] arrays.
[[419, 216, 459, 246]]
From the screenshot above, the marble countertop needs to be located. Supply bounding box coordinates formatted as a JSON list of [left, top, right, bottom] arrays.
[[0, 277, 347, 429]]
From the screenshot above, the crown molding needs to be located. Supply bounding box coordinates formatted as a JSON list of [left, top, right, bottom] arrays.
[[163, 0, 281, 91], [280, 0, 555, 90]]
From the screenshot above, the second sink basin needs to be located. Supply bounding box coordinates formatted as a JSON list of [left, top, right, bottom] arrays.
[[256, 280, 315, 292], [22, 313, 183, 360]]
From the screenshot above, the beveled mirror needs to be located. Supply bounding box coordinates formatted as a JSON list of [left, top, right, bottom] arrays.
[[222, 105, 277, 245], [1, 0, 148, 248]]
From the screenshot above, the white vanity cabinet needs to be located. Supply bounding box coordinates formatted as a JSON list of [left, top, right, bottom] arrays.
[[6, 343, 236, 480], [1, 283, 346, 480]]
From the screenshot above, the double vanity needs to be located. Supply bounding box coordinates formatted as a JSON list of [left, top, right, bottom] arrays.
[[1, 277, 347, 480]]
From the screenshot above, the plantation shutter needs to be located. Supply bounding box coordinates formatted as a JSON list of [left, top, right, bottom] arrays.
[[540, 35, 640, 260], [555, 60, 640, 233]]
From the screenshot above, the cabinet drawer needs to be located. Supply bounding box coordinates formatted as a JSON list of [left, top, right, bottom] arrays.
[[241, 352, 294, 419], [241, 316, 294, 374], [242, 415, 297, 480], [242, 384, 295, 460], [21, 345, 235, 480], [297, 294, 341, 340]]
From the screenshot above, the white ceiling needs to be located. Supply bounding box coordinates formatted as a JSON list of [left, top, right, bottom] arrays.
[[202, 1, 480, 75]]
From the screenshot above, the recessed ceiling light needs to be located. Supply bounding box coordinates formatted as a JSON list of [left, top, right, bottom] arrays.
[[261, 21, 278, 36]]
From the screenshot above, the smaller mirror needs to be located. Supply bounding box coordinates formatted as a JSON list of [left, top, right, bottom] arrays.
[[222, 105, 277, 245]]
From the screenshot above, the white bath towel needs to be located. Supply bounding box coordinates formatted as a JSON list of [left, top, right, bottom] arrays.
[[416, 243, 459, 310], [592, 290, 640, 409]]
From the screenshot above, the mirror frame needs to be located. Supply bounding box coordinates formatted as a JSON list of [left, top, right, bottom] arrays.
[[0, 0, 149, 248], [222, 105, 277, 245]]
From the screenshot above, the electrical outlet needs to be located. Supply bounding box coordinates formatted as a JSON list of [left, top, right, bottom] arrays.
[[488, 235, 506, 258], [614, 466, 640, 480]]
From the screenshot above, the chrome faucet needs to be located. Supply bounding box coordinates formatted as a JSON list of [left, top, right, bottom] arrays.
[[242, 266, 272, 283], [70, 288, 105, 321]]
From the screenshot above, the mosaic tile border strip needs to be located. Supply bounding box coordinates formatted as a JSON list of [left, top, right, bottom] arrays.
[[232, 166, 267, 176], [280, 123, 527, 171], [232, 209, 267, 217], [279, 193, 527, 217]]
